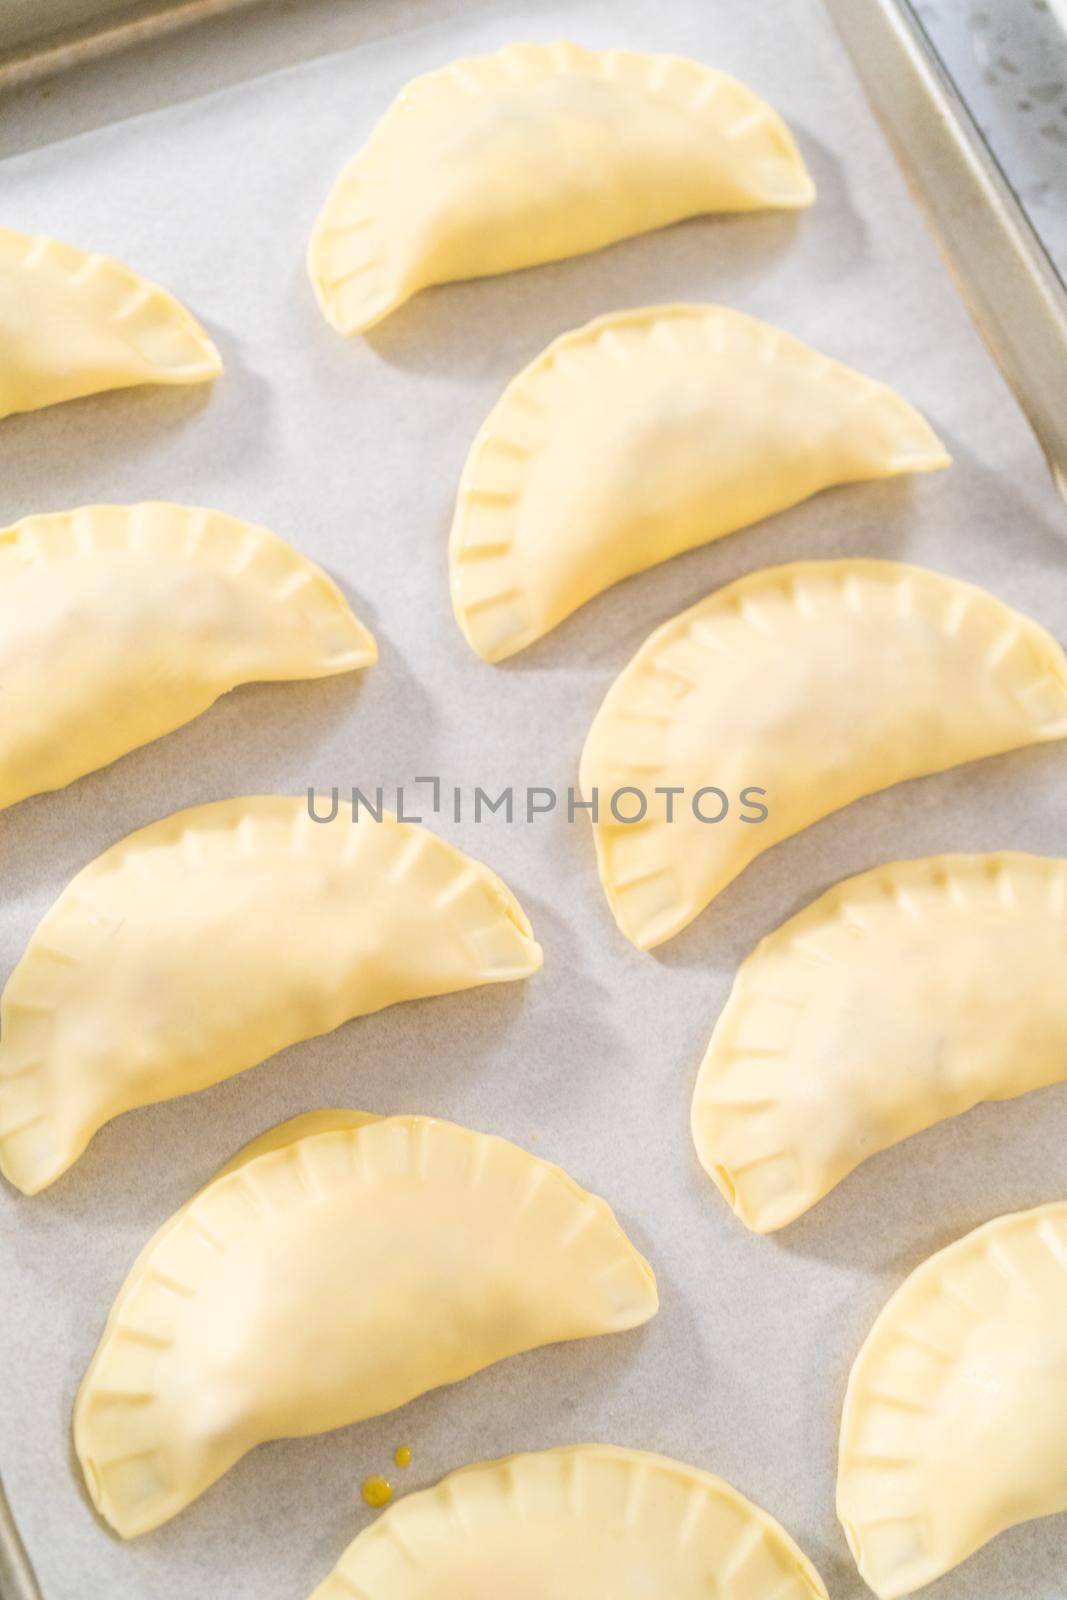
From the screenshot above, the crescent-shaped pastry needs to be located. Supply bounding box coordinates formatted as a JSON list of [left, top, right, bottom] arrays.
[[838, 1203, 1067, 1596], [307, 1445, 827, 1599], [693, 852, 1067, 1232], [308, 42, 814, 334], [0, 799, 542, 1194], [74, 1115, 657, 1537], [0, 502, 376, 811], [580, 561, 1067, 949], [0, 226, 221, 420], [451, 306, 947, 660]]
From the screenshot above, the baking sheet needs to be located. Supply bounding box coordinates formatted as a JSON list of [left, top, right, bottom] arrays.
[[2, 0, 1067, 1595]]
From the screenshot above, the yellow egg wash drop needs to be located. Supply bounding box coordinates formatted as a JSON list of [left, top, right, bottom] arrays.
[[361, 1474, 393, 1509], [394, 1445, 412, 1469]]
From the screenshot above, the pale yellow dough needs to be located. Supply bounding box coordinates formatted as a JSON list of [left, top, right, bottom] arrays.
[[308, 42, 814, 334], [0, 226, 221, 420], [308, 1444, 827, 1599], [580, 561, 1067, 949], [451, 306, 947, 661], [693, 853, 1067, 1232], [74, 1115, 657, 1538], [0, 799, 542, 1195], [0, 503, 376, 811], [839, 1203, 1067, 1596]]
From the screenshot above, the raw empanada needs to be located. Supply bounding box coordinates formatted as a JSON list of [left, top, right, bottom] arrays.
[[580, 561, 1067, 949], [308, 1444, 827, 1599], [838, 1203, 1067, 1596], [693, 853, 1067, 1232], [451, 306, 947, 661], [308, 43, 814, 334], [0, 502, 375, 811], [0, 226, 221, 420], [0, 799, 542, 1195], [74, 1114, 657, 1537]]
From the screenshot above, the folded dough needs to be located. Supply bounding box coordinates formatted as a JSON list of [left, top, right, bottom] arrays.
[[308, 1444, 827, 1599], [0, 225, 220, 420], [309, 42, 814, 333], [75, 1115, 657, 1537], [839, 1203, 1067, 1596], [580, 560, 1067, 948], [451, 306, 947, 660], [0, 502, 376, 811], [693, 852, 1067, 1231], [0, 799, 542, 1194]]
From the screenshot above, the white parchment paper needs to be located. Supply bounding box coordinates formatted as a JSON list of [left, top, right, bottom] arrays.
[[3, 2, 1067, 1596]]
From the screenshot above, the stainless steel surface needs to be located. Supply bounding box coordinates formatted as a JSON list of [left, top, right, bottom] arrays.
[[825, 0, 1067, 505], [0, 1480, 40, 1600], [921, 0, 1067, 274]]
